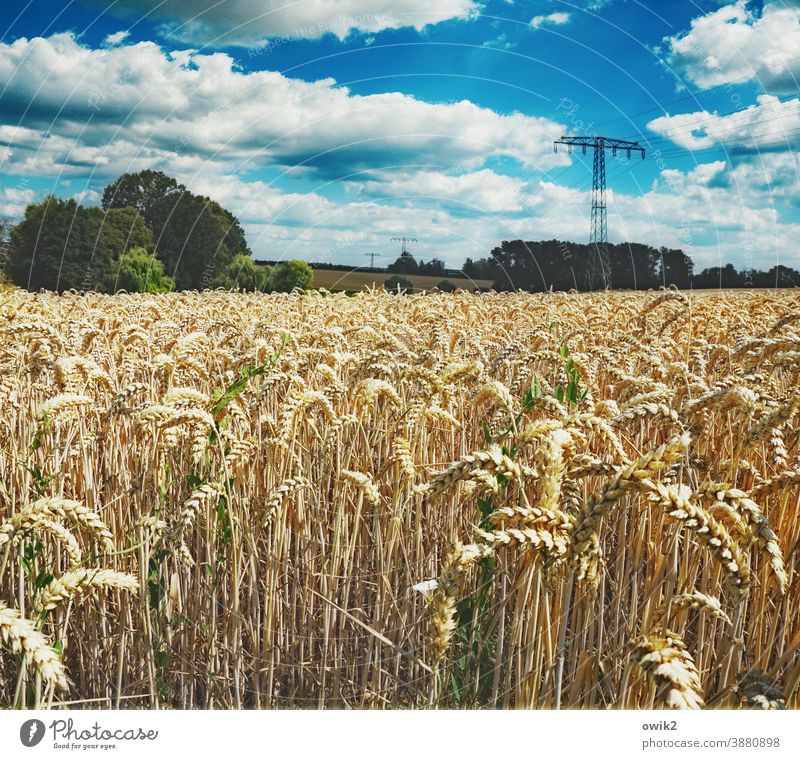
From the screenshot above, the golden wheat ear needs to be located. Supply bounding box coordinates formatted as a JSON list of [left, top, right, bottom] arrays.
[[0, 602, 68, 691], [631, 635, 705, 710]]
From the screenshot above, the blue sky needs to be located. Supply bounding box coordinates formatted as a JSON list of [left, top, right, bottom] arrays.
[[1, 0, 798, 271]]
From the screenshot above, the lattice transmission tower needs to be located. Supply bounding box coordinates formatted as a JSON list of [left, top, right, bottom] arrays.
[[391, 236, 417, 256], [554, 135, 645, 289]]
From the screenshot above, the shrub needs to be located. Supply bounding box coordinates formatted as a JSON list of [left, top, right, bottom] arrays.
[[104, 247, 174, 293], [212, 254, 270, 291], [269, 260, 313, 293], [384, 275, 414, 293]]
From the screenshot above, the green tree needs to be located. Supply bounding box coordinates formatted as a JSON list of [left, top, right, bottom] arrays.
[[387, 252, 418, 274], [436, 279, 456, 292], [102, 170, 184, 228], [149, 193, 250, 290], [8, 197, 153, 292], [384, 275, 413, 292], [104, 247, 173, 293], [659, 247, 694, 289], [268, 260, 313, 292], [212, 253, 270, 291]]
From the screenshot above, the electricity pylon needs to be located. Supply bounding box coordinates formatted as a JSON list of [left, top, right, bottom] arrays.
[[391, 236, 417, 256], [365, 252, 377, 270], [554, 135, 645, 289]]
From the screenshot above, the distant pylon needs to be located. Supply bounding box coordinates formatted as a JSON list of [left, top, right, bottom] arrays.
[[391, 236, 417, 256], [365, 252, 377, 269], [554, 135, 645, 289]]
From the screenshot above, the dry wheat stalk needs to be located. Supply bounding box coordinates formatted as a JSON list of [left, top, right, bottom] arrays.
[[569, 433, 690, 581]]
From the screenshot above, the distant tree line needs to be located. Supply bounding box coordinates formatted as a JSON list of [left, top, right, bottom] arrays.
[[5, 182, 797, 295], [386, 252, 448, 276], [4, 170, 312, 294], [460, 240, 799, 291]]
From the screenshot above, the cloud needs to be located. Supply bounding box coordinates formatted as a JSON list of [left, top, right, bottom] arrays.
[[78, 0, 478, 47], [647, 95, 800, 151], [1, 32, 797, 273], [351, 169, 533, 213], [660, 1, 800, 92], [530, 12, 571, 30], [0, 186, 37, 217], [183, 156, 800, 273], [103, 31, 130, 47], [0, 33, 568, 180]]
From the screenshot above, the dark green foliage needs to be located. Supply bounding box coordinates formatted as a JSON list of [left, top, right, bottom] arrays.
[[149, 192, 250, 290], [102, 170, 183, 228], [102, 170, 251, 291], [212, 253, 270, 291], [384, 275, 413, 292], [268, 259, 313, 292], [386, 252, 418, 274], [462, 256, 497, 280], [104, 246, 174, 293], [484, 239, 670, 291], [7, 197, 154, 292], [436, 279, 456, 292], [417, 258, 446, 276]]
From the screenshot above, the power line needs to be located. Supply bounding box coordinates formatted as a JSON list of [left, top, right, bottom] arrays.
[[391, 236, 417, 256], [554, 135, 646, 289], [590, 53, 800, 133]]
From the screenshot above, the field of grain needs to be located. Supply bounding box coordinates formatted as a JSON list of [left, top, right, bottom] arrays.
[[1, 287, 799, 710], [308, 268, 492, 292]]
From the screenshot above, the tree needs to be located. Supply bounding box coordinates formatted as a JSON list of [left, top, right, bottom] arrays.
[[268, 260, 313, 292], [436, 279, 456, 292], [693, 263, 743, 289], [8, 196, 153, 292], [486, 239, 672, 292], [212, 254, 270, 291], [387, 252, 419, 274], [463, 257, 496, 280], [149, 193, 250, 290], [384, 275, 413, 292], [659, 247, 694, 289], [104, 247, 173, 293], [749, 265, 800, 288], [102, 170, 184, 228], [101, 171, 251, 290], [418, 258, 446, 276], [607, 242, 659, 290]]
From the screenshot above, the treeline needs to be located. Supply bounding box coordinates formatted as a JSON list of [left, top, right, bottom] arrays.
[[462, 240, 800, 291], [386, 252, 450, 277], [2, 170, 312, 294]]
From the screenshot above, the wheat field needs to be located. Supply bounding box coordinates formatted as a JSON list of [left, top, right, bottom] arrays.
[[1, 286, 799, 710]]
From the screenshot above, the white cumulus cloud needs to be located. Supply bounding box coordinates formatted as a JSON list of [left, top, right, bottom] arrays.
[[78, 0, 478, 47], [0, 33, 568, 180], [647, 95, 800, 151], [530, 12, 571, 30], [660, 1, 800, 92]]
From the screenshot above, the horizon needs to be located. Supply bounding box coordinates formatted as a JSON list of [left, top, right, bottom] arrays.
[[1, 1, 799, 273]]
